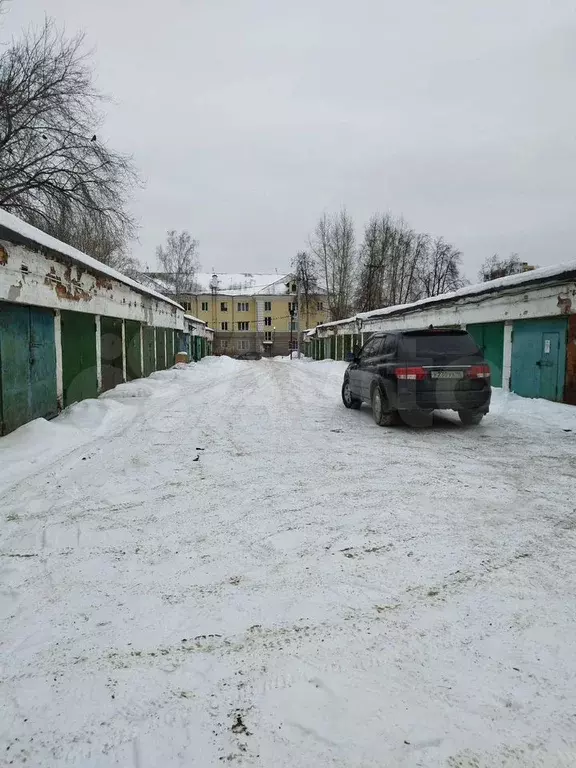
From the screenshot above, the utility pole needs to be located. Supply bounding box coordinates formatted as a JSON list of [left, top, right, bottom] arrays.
[[296, 274, 302, 359]]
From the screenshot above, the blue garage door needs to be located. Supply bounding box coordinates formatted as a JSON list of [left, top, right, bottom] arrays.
[[511, 318, 567, 401]]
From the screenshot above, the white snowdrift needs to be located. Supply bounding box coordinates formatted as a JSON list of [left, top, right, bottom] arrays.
[[0, 357, 233, 494]]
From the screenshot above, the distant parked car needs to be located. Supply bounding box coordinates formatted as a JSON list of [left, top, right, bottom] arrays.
[[341, 329, 491, 426], [237, 350, 262, 360]]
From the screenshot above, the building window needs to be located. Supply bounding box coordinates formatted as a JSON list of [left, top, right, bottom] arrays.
[[182, 301, 192, 312], [291, 283, 297, 293], [221, 302, 228, 312], [316, 301, 324, 311], [264, 331, 272, 341], [288, 302, 296, 314], [237, 321, 250, 331], [289, 339, 298, 351], [238, 339, 249, 350], [264, 316, 272, 326], [264, 301, 271, 311], [237, 302, 249, 312], [221, 322, 228, 331], [201, 301, 209, 311], [221, 340, 228, 349], [290, 320, 297, 332]]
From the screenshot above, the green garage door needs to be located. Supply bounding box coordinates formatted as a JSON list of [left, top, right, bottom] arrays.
[[100, 316, 124, 392], [330, 336, 336, 359], [61, 310, 97, 407], [467, 322, 504, 388], [125, 320, 142, 381], [0, 303, 58, 434], [155, 328, 166, 370], [166, 329, 174, 367], [142, 327, 155, 376]]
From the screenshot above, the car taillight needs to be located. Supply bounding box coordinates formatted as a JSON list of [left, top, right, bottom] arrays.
[[466, 364, 491, 379], [395, 366, 427, 381]]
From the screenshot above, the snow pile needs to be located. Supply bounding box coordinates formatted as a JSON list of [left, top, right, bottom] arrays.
[[491, 389, 576, 431], [272, 355, 314, 362], [0, 418, 82, 490], [0, 367, 206, 495], [308, 358, 347, 368], [56, 397, 132, 433], [0, 399, 135, 494], [197, 355, 244, 371], [99, 380, 161, 399]]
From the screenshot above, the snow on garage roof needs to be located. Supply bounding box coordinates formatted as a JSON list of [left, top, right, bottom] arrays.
[[358, 259, 576, 322], [0, 208, 185, 311], [313, 258, 576, 333], [183, 313, 206, 325]]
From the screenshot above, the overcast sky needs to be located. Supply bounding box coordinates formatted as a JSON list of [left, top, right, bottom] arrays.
[[3, 0, 576, 279]]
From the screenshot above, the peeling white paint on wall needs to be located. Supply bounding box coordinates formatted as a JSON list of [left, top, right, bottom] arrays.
[[0, 241, 183, 330], [362, 284, 576, 332]]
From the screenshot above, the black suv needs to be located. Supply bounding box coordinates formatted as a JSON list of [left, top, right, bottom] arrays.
[[342, 329, 491, 426]]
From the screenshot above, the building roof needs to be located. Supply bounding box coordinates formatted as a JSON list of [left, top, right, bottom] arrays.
[[143, 271, 294, 297], [196, 272, 291, 295], [309, 258, 576, 334], [0, 208, 184, 311]]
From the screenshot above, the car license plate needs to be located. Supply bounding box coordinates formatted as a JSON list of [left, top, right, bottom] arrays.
[[431, 370, 463, 379]]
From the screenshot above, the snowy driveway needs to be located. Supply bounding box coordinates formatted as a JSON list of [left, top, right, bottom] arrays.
[[1, 357, 576, 767]]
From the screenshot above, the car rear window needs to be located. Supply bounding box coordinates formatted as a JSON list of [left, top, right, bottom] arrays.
[[399, 331, 480, 357]]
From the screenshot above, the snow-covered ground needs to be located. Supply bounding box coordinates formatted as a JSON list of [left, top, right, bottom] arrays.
[[1, 358, 576, 767]]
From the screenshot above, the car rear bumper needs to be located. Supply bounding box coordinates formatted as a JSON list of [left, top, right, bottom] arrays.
[[395, 382, 491, 413]]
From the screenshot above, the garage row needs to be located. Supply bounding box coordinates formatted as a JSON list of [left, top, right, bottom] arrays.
[[306, 264, 576, 405], [0, 303, 212, 436]]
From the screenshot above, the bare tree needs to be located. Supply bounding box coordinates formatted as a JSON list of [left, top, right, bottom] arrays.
[[356, 214, 425, 312], [479, 253, 534, 282], [385, 222, 424, 306], [292, 250, 321, 329], [355, 215, 385, 312], [23, 202, 140, 275], [156, 230, 200, 299], [418, 237, 465, 297], [0, 18, 138, 250], [310, 208, 355, 321]]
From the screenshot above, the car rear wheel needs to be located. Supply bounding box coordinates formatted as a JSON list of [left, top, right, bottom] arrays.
[[371, 385, 398, 427], [458, 409, 484, 426], [342, 380, 361, 409]]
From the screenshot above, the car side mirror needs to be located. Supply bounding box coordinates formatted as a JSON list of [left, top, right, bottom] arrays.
[[346, 350, 358, 363]]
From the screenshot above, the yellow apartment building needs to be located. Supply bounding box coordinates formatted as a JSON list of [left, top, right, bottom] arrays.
[[143, 272, 329, 357]]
